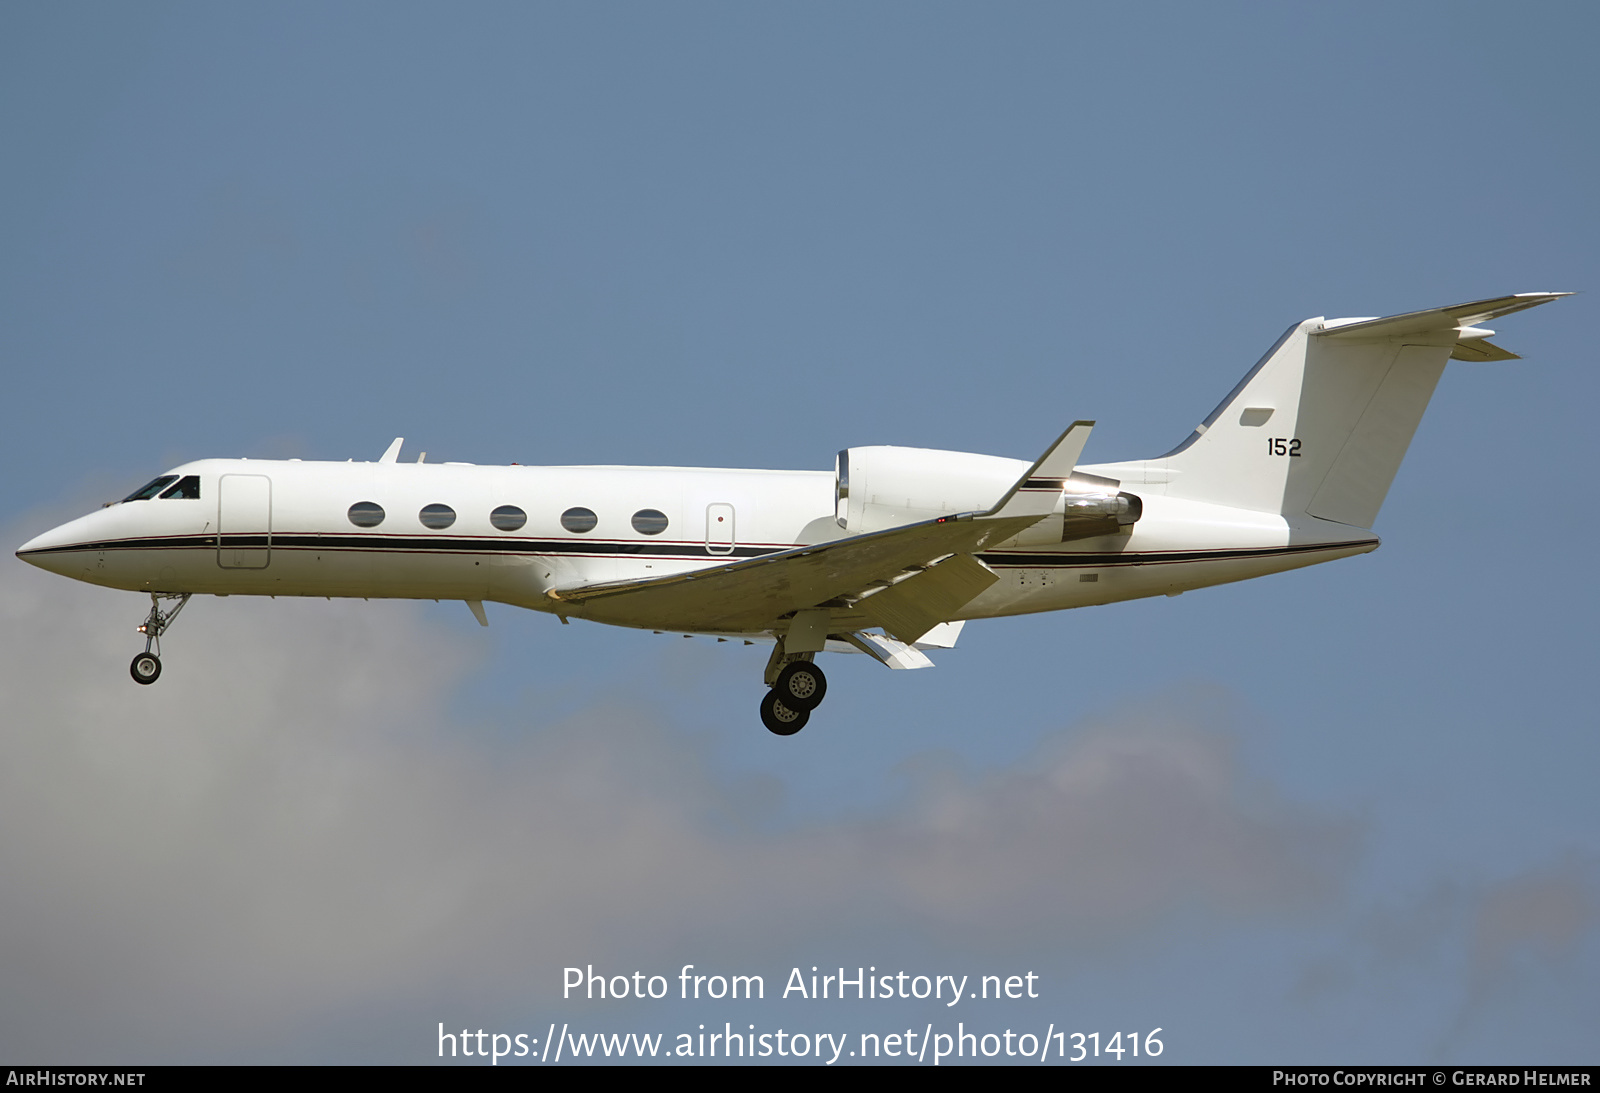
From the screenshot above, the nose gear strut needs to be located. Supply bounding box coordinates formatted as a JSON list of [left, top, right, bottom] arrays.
[[130, 592, 190, 685]]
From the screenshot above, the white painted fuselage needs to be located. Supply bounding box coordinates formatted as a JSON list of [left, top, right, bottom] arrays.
[[17, 454, 1373, 628]]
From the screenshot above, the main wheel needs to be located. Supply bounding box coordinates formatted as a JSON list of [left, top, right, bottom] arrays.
[[130, 652, 162, 685], [760, 690, 810, 735], [774, 660, 827, 711]]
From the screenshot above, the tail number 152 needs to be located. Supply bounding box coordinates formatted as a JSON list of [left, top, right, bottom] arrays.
[[1268, 437, 1302, 457]]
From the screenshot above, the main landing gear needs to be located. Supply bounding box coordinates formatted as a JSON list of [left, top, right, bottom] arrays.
[[129, 592, 189, 685], [759, 646, 828, 736]]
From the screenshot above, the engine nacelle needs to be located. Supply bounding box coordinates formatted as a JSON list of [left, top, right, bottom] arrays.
[[836, 446, 1024, 532]]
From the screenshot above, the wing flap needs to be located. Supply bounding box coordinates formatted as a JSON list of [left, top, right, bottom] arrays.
[[844, 631, 937, 670], [854, 553, 998, 644], [913, 619, 965, 649]]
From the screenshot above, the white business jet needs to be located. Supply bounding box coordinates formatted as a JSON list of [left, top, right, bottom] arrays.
[[17, 293, 1566, 734]]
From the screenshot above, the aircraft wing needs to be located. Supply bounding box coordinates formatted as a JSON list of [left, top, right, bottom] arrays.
[[547, 422, 1094, 637], [547, 510, 1041, 634]]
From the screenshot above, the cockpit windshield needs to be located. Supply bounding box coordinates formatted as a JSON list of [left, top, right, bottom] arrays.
[[160, 476, 201, 499], [120, 475, 200, 502], [122, 476, 178, 502]]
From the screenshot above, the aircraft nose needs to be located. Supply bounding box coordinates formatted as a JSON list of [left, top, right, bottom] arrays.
[[16, 517, 97, 576]]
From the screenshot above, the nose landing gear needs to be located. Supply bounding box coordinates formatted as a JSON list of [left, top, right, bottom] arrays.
[[130, 592, 189, 685]]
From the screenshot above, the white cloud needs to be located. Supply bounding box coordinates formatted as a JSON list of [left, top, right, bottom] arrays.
[[1, 525, 1357, 1060]]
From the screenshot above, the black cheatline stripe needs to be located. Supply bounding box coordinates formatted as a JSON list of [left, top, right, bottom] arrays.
[[21, 533, 783, 561], [1023, 477, 1068, 490], [21, 533, 1374, 569], [976, 539, 1377, 568]]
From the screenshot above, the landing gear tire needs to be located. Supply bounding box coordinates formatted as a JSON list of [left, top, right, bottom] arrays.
[[774, 660, 827, 711], [129, 592, 189, 685], [130, 652, 162, 685], [760, 690, 810, 736]]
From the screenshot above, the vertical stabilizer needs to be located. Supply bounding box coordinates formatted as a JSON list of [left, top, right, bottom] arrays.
[[1156, 294, 1565, 529]]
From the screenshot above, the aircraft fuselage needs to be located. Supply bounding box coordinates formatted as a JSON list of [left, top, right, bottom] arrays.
[[18, 455, 1374, 630]]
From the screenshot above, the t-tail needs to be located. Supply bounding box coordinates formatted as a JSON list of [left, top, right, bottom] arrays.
[[1142, 293, 1568, 529]]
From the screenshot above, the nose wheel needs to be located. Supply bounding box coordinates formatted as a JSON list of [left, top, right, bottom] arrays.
[[130, 592, 189, 685], [130, 651, 162, 685]]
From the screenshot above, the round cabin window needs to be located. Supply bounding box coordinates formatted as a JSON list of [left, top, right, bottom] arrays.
[[419, 503, 456, 530], [490, 505, 527, 531], [348, 501, 385, 528], [560, 507, 598, 533], [631, 508, 669, 535]]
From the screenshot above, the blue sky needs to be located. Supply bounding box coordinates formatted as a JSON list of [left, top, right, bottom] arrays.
[[2, 2, 1595, 1064]]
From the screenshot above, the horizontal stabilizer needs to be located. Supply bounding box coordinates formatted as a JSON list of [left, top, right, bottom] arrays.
[[1316, 293, 1569, 342]]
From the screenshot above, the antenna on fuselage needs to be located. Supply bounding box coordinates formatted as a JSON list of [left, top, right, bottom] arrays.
[[378, 437, 403, 463]]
